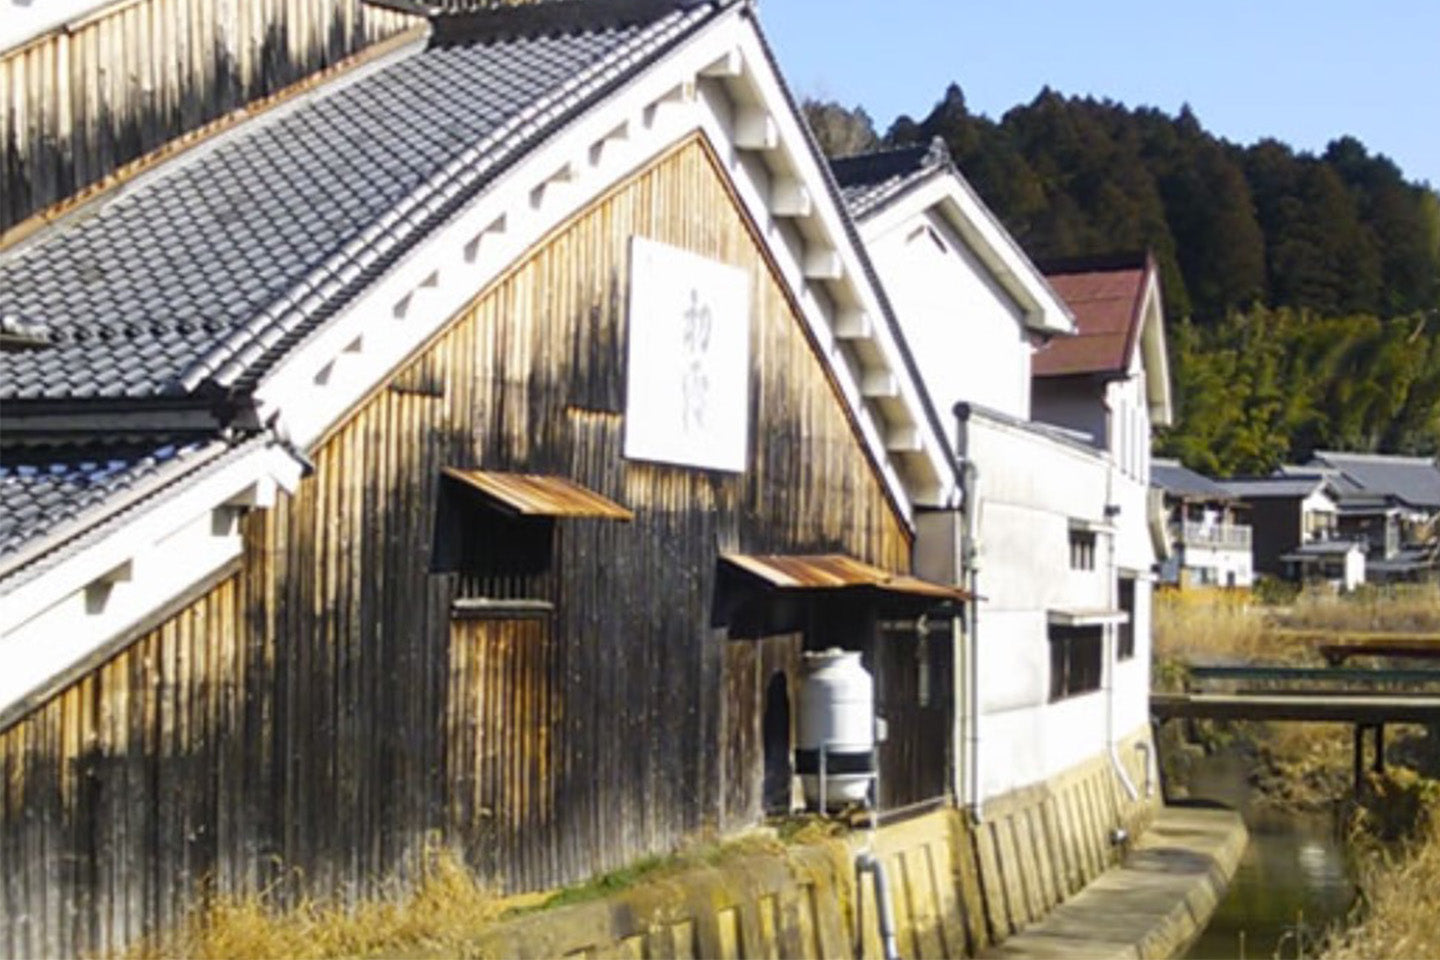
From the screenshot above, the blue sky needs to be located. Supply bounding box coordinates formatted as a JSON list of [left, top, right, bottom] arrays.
[[761, 1, 1440, 188]]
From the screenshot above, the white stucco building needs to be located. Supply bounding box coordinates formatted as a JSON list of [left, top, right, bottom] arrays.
[[832, 142, 1171, 818]]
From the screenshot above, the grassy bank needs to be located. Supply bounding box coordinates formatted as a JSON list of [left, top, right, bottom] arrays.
[[127, 829, 821, 960]]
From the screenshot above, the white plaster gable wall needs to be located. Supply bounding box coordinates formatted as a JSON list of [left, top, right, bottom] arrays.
[[865, 208, 1033, 423], [1103, 351, 1160, 763], [1, 0, 112, 50]]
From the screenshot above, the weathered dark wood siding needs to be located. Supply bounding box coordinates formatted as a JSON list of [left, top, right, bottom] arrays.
[[0, 135, 915, 956], [0, 0, 420, 235], [1, 574, 251, 956]]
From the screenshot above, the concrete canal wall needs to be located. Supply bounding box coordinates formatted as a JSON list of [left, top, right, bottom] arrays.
[[468, 735, 1244, 959]]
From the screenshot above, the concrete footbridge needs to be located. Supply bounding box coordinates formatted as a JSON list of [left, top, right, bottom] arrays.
[[1152, 663, 1440, 792], [1151, 690, 1440, 725]]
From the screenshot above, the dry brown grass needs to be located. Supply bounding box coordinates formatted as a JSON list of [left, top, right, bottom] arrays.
[[1323, 788, 1440, 959], [1274, 583, 1440, 634], [128, 832, 798, 960], [128, 850, 510, 960], [1152, 587, 1287, 664], [1152, 583, 1440, 666]]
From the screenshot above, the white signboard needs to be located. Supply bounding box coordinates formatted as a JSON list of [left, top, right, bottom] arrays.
[[623, 236, 751, 473]]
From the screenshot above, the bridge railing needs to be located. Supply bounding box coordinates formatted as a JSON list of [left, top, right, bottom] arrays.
[[1184, 663, 1440, 695]]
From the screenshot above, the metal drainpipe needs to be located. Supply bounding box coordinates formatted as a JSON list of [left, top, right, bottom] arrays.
[[954, 403, 983, 823], [1104, 423, 1140, 806], [855, 851, 901, 960]]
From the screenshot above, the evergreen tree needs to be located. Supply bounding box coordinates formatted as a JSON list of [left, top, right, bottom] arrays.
[[800, 99, 879, 157]]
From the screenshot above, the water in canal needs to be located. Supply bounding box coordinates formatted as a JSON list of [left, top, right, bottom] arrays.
[[1184, 752, 1359, 960]]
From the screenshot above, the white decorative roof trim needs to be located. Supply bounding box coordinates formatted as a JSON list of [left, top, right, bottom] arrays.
[[251, 7, 956, 517]]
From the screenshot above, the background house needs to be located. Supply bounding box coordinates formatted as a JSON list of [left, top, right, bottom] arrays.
[[1305, 451, 1440, 583], [1220, 475, 1359, 587], [1151, 458, 1253, 588]]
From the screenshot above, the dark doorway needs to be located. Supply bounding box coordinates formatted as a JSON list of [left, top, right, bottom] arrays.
[[762, 671, 792, 813]]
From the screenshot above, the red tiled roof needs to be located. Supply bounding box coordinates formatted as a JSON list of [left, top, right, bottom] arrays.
[[1033, 261, 1149, 378]]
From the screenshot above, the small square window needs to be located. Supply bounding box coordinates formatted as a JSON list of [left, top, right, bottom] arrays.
[[1069, 530, 1096, 570]]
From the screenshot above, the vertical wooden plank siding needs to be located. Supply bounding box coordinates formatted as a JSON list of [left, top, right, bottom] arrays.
[[0, 0, 419, 232], [0, 577, 246, 959], [0, 136, 913, 956]]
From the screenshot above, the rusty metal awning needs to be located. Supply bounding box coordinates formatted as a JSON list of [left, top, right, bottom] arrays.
[[1047, 608, 1129, 627], [721, 553, 969, 602], [442, 468, 633, 520]]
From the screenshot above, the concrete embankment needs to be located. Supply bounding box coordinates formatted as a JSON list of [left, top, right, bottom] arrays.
[[464, 804, 1245, 959], [980, 805, 1248, 959]]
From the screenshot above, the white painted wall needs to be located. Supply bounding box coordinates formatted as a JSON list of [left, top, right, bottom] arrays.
[[866, 209, 1033, 424], [1113, 577, 1152, 735], [963, 412, 1150, 801], [1170, 543, 1254, 588]]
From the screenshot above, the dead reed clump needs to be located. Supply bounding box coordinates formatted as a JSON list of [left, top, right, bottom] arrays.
[[1322, 787, 1440, 959], [129, 849, 506, 960], [1275, 583, 1440, 634], [1153, 583, 1440, 667], [1152, 587, 1280, 664]]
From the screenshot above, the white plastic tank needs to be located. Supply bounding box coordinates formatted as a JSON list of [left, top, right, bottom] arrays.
[[797, 648, 876, 810]]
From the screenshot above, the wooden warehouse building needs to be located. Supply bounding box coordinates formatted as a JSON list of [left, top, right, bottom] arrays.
[[0, 0, 967, 954]]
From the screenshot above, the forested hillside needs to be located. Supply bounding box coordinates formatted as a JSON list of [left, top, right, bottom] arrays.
[[804, 88, 1440, 471]]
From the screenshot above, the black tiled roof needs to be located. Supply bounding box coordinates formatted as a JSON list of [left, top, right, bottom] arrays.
[[0, 0, 721, 403], [1312, 451, 1440, 510], [829, 137, 950, 219], [1222, 476, 1331, 500], [0, 438, 219, 559], [1151, 458, 1233, 501]]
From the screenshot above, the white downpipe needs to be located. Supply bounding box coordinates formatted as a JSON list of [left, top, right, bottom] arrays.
[[954, 404, 984, 822], [855, 851, 901, 960], [1104, 455, 1140, 804]]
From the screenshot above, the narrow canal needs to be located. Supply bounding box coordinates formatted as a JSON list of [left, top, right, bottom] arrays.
[[1183, 751, 1359, 959]]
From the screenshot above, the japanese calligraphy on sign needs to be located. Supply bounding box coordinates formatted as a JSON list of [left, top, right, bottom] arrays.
[[624, 236, 750, 472]]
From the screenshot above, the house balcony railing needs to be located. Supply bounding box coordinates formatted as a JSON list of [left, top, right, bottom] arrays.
[[1176, 520, 1252, 550]]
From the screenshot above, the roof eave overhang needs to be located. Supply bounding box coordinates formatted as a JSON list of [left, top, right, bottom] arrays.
[[1135, 264, 1172, 426]]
